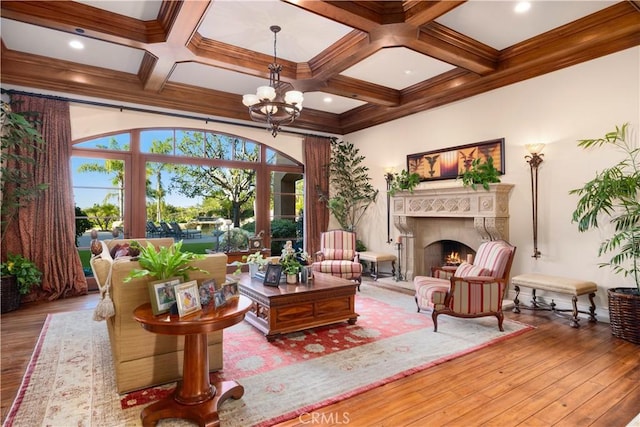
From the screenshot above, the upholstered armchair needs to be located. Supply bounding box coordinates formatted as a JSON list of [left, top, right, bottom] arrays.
[[311, 230, 363, 289], [414, 240, 516, 331]]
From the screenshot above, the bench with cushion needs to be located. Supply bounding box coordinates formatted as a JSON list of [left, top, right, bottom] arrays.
[[358, 251, 396, 280], [511, 273, 597, 328]]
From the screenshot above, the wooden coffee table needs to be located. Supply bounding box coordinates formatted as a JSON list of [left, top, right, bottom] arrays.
[[238, 272, 358, 341], [133, 296, 251, 427]]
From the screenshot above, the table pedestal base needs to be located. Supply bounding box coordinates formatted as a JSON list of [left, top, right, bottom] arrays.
[[141, 379, 244, 427]]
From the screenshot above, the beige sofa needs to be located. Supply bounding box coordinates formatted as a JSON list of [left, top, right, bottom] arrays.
[[91, 238, 227, 393]]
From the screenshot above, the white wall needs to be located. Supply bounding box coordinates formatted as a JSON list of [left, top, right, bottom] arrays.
[[346, 47, 640, 320]]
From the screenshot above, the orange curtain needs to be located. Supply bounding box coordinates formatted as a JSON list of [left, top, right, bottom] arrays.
[[3, 94, 87, 301], [303, 135, 331, 256]]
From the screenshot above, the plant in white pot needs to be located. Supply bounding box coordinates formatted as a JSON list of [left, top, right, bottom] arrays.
[[570, 123, 640, 344]]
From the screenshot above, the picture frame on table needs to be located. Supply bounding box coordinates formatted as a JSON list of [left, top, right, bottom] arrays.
[[175, 280, 202, 317], [148, 277, 181, 315], [213, 289, 226, 309], [222, 281, 239, 300], [263, 263, 282, 287], [198, 278, 216, 306]]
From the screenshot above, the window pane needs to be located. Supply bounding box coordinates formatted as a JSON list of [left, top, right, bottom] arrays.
[[74, 133, 130, 150], [176, 130, 205, 156], [141, 130, 174, 154], [72, 156, 125, 240], [270, 171, 303, 256], [266, 148, 297, 165]]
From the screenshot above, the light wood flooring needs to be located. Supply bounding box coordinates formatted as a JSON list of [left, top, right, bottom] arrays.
[[1, 283, 639, 426]]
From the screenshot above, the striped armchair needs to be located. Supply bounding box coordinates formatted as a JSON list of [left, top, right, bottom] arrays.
[[414, 240, 516, 331], [311, 230, 363, 289]]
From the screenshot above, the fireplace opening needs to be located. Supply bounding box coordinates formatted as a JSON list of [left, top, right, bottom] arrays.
[[424, 240, 476, 274]]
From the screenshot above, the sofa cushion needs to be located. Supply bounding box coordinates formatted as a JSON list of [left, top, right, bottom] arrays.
[[455, 262, 491, 278], [473, 241, 514, 278]]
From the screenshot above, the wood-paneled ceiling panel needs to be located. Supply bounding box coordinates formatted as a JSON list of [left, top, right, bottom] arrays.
[[1, 0, 639, 136]]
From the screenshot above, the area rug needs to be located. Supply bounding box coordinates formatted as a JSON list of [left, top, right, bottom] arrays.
[[4, 285, 533, 427]]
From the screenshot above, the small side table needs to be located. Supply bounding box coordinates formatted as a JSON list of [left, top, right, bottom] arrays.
[[133, 296, 251, 426]]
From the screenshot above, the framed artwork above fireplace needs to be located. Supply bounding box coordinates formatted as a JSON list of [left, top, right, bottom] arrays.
[[407, 138, 505, 182]]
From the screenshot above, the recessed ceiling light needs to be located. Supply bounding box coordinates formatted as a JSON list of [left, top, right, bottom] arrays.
[[69, 40, 84, 50], [514, 2, 531, 14], [404, 70, 412, 75], [323, 97, 333, 103]]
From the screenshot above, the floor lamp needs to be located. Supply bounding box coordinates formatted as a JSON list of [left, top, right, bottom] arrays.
[[525, 144, 544, 259]]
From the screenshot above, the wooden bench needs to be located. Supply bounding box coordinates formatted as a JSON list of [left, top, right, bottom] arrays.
[[512, 273, 597, 328], [358, 252, 396, 281]]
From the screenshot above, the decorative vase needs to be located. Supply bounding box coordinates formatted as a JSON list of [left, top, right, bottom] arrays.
[[286, 273, 298, 284], [248, 263, 259, 278], [90, 229, 102, 256]]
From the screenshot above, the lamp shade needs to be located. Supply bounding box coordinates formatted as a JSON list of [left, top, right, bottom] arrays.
[[242, 94, 260, 107], [284, 90, 304, 105], [525, 143, 545, 155], [256, 86, 276, 101]]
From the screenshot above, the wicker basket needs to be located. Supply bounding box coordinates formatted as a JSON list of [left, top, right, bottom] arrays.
[[608, 287, 640, 345], [1, 275, 21, 313]]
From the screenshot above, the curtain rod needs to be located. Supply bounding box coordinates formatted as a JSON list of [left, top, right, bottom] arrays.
[[1, 88, 332, 139]]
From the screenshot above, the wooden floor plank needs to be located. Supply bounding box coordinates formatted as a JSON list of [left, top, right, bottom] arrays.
[[2, 284, 639, 427]]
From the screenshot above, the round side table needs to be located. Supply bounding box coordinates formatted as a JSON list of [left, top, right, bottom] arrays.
[[133, 296, 251, 426]]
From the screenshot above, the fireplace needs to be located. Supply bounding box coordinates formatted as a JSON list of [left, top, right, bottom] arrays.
[[392, 183, 514, 280]]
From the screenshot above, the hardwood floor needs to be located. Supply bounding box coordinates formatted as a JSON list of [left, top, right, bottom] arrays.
[[2, 286, 638, 426]]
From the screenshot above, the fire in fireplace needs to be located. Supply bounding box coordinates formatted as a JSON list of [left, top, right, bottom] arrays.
[[425, 240, 476, 272]]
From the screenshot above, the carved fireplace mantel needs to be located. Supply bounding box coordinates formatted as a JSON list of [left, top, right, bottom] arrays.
[[391, 183, 514, 280]]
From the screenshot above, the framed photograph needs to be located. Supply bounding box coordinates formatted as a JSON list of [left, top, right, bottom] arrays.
[[222, 281, 239, 300], [213, 289, 226, 309], [198, 279, 216, 306], [175, 280, 202, 317], [263, 263, 282, 287], [148, 277, 181, 315], [407, 138, 505, 182]]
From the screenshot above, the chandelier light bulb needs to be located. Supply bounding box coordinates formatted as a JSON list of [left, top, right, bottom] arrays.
[[284, 90, 303, 105], [242, 94, 259, 107], [256, 86, 276, 101]]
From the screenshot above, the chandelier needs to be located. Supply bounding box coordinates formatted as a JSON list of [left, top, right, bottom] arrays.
[[242, 25, 303, 137]]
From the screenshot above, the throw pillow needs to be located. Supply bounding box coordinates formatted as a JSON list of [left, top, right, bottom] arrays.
[[455, 262, 491, 278], [110, 243, 131, 259]]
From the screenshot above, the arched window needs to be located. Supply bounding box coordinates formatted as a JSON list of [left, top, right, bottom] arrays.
[[72, 128, 304, 258]]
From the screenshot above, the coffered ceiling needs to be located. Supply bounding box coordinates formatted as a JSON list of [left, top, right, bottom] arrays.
[[1, 1, 639, 136]]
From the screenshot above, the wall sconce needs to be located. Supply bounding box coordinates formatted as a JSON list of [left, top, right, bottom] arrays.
[[384, 167, 396, 244], [525, 143, 544, 258]]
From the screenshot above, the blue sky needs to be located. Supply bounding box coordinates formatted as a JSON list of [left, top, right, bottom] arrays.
[[71, 130, 203, 210]]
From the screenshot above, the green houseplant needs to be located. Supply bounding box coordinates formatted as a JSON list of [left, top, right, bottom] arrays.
[[387, 169, 421, 196], [1, 253, 43, 312], [322, 138, 378, 232], [461, 156, 501, 190], [569, 123, 639, 344], [125, 241, 206, 282], [1, 101, 48, 242]]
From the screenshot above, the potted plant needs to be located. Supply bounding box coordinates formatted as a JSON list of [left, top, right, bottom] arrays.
[[280, 241, 302, 284], [125, 241, 207, 282], [1, 101, 48, 242], [460, 156, 501, 190], [1, 253, 43, 313], [387, 169, 421, 196], [243, 250, 267, 278], [321, 138, 378, 232], [570, 123, 639, 344]]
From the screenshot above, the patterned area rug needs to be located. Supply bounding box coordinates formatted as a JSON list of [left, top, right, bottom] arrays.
[[4, 285, 533, 427]]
